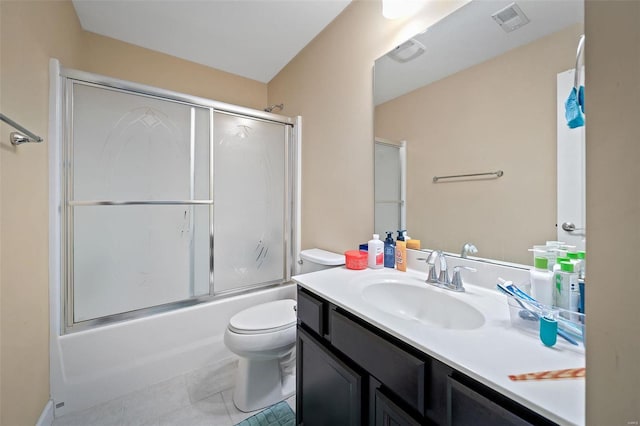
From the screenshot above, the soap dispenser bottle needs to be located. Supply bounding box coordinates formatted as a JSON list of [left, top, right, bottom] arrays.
[[384, 232, 395, 268], [367, 234, 384, 269], [530, 257, 553, 307]]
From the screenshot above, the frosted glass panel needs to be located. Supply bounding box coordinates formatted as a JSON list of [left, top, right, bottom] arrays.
[[73, 205, 210, 322], [72, 83, 211, 201], [213, 113, 286, 292], [375, 143, 402, 237], [375, 143, 401, 201]]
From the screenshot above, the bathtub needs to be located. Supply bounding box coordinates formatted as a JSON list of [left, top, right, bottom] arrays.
[[50, 283, 296, 416]]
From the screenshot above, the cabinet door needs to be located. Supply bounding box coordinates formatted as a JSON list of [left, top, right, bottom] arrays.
[[448, 377, 534, 426], [297, 327, 362, 426], [374, 389, 421, 426]]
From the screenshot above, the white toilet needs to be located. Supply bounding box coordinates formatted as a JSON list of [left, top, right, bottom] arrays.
[[224, 248, 344, 412]]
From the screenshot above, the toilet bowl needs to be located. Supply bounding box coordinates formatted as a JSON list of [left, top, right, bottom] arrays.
[[224, 299, 297, 412], [224, 248, 345, 412]]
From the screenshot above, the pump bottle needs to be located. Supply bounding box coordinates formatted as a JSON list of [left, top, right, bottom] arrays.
[[530, 257, 553, 307], [384, 232, 395, 268]]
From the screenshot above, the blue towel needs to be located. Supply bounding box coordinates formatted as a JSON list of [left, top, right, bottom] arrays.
[[565, 87, 584, 129], [578, 85, 585, 113]]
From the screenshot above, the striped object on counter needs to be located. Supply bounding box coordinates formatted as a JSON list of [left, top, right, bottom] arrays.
[[508, 367, 585, 381]]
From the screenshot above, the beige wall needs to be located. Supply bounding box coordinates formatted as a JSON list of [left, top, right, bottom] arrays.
[[375, 25, 582, 265], [78, 32, 267, 111], [0, 1, 267, 424], [585, 1, 640, 424], [268, 0, 468, 254], [1, 2, 83, 424]]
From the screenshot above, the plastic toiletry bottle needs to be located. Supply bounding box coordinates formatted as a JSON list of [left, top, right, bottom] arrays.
[[567, 251, 584, 280], [367, 234, 384, 269], [577, 251, 586, 280], [553, 256, 570, 274], [395, 240, 407, 272], [530, 257, 554, 307], [384, 232, 395, 268], [554, 261, 578, 312]]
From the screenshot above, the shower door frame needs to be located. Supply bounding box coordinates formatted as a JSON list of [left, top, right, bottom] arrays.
[[58, 67, 298, 334]]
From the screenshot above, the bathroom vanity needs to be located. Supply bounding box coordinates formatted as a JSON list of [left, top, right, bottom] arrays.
[[293, 260, 585, 426]]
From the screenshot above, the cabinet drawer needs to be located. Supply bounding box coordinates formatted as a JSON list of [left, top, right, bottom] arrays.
[[448, 376, 534, 426], [297, 287, 325, 336], [330, 308, 426, 415]]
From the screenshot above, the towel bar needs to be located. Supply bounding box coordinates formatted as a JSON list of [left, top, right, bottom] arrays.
[[433, 170, 503, 183]]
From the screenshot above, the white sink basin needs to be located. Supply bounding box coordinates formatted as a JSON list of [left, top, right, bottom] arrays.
[[361, 280, 485, 330]]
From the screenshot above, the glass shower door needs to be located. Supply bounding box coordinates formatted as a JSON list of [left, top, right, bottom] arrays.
[[68, 82, 212, 323], [212, 112, 288, 293], [63, 74, 295, 332]]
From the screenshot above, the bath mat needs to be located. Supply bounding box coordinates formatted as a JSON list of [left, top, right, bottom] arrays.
[[235, 401, 295, 426]]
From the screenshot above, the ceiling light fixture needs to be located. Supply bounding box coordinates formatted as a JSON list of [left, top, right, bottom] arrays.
[[382, 0, 426, 20]]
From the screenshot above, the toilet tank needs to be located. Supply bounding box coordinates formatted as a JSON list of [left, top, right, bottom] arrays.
[[299, 249, 345, 274]]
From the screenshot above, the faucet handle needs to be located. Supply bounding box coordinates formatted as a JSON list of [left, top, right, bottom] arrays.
[[437, 251, 449, 284], [417, 252, 439, 283], [450, 266, 477, 292]]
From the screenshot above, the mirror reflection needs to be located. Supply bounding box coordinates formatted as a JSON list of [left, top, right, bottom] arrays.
[[374, 0, 584, 265]]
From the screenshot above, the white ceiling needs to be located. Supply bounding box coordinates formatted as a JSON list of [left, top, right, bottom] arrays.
[[374, 0, 584, 105], [72, 0, 352, 83]]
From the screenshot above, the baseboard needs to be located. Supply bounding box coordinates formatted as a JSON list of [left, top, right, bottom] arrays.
[[36, 399, 54, 426]]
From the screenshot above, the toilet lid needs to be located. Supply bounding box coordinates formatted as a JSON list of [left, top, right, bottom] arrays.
[[228, 299, 297, 335]]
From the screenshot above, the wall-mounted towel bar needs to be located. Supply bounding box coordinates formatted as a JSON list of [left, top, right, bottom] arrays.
[[0, 113, 44, 145], [433, 170, 503, 183]]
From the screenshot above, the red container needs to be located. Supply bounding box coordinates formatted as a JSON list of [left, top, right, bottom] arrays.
[[345, 250, 367, 270]]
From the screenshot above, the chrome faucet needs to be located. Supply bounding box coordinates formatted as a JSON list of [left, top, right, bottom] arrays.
[[461, 243, 478, 258], [418, 250, 476, 292]]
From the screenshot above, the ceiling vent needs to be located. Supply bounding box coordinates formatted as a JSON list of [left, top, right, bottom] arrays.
[[386, 38, 426, 63], [491, 2, 530, 33]]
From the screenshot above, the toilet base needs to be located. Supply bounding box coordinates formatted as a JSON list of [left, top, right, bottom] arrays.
[[232, 357, 295, 412]]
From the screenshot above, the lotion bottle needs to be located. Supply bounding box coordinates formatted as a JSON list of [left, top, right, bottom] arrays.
[[530, 257, 553, 307], [395, 240, 407, 272], [554, 261, 578, 311], [367, 234, 384, 269]]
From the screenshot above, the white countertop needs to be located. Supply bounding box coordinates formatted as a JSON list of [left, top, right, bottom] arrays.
[[293, 266, 585, 426]]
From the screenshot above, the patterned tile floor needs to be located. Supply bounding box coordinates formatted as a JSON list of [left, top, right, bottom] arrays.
[[52, 359, 295, 426]]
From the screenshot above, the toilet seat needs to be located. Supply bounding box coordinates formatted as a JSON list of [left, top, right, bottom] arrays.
[[228, 299, 296, 335]]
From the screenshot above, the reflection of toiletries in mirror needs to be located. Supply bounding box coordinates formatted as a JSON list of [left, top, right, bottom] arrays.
[[530, 257, 554, 307], [406, 239, 420, 250], [367, 234, 384, 269], [384, 232, 395, 268], [395, 240, 407, 272]]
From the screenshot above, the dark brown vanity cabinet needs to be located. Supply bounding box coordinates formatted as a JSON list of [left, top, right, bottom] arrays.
[[296, 286, 557, 426]]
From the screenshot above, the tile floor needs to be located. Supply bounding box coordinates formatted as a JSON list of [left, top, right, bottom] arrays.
[[52, 358, 295, 426]]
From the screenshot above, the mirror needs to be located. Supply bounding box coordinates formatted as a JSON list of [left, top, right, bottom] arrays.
[[374, 0, 584, 265]]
